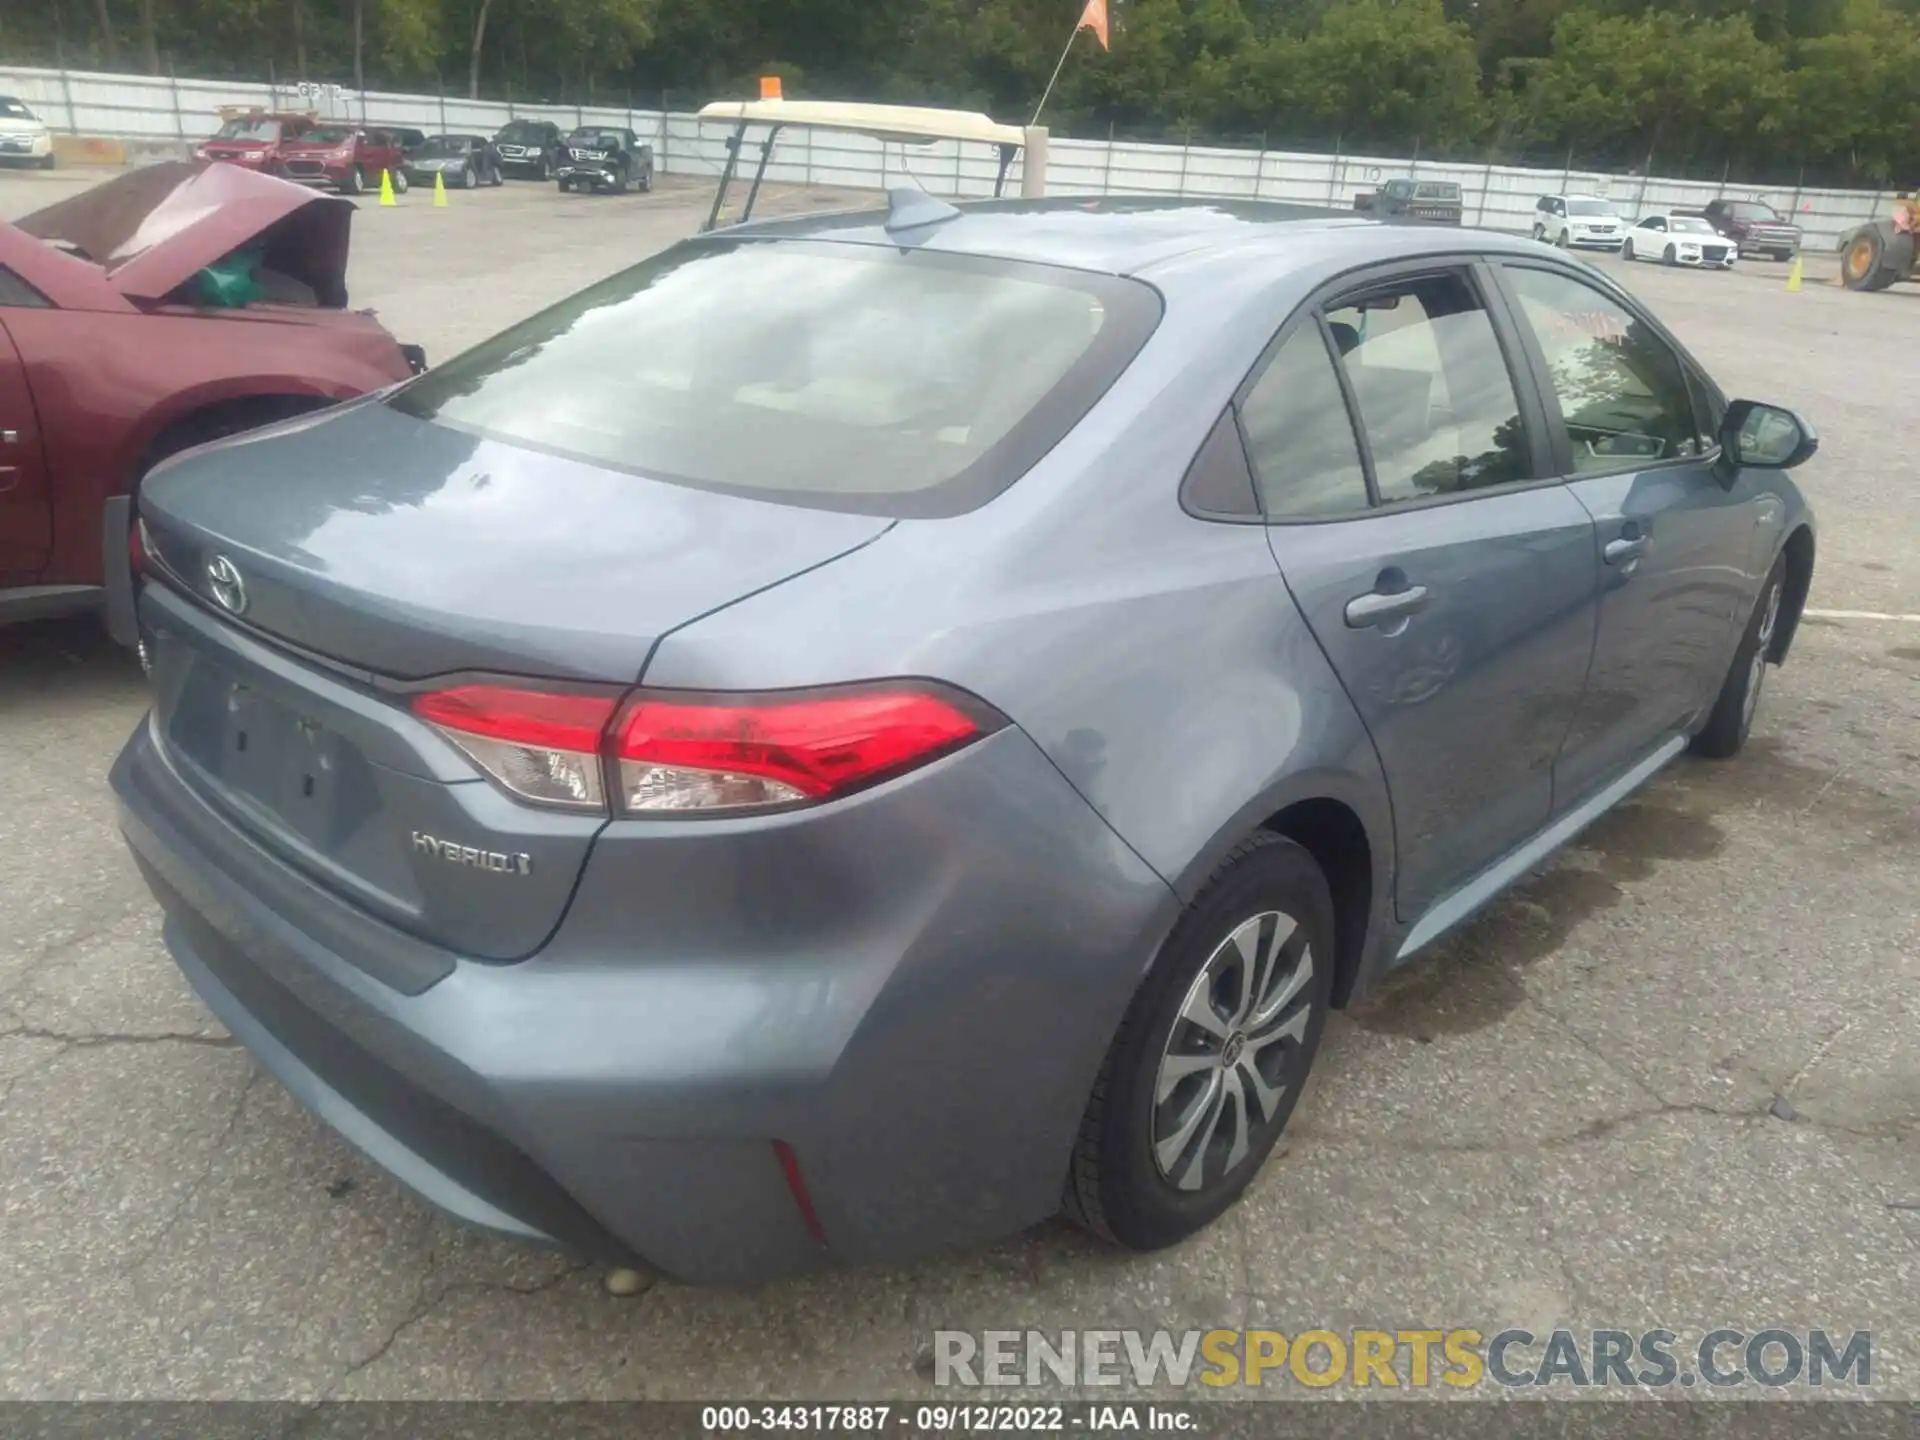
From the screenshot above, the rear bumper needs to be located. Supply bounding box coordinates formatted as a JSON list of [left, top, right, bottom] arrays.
[[112, 715, 1174, 1284]]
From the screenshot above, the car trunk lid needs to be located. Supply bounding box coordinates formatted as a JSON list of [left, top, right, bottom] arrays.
[[135, 401, 892, 958], [136, 400, 893, 683], [13, 159, 352, 306]]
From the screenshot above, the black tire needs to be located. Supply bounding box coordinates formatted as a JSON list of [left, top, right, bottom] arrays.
[[1554, 227, 1570, 248], [1531, 223, 1545, 243], [490, 162, 504, 187], [1622, 238, 1636, 262], [540, 154, 553, 180], [1840, 228, 1898, 291], [1063, 833, 1334, 1251], [639, 165, 653, 193], [341, 165, 365, 196], [39, 152, 56, 170], [393, 168, 409, 195], [1663, 244, 1677, 266], [1691, 554, 1788, 760], [458, 164, 474, 189]]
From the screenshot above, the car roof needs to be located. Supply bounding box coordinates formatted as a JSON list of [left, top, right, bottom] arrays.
[[720, 195, 1547, 283]]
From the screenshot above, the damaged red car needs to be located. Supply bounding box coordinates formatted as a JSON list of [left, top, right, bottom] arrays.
[[0, 160, 423, 625]]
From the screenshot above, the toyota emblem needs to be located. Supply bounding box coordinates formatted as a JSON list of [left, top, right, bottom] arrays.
[[205, 554, 248, 615]]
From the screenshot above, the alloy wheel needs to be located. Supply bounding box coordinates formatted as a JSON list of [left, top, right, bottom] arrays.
[[1743, 581, 1783, 730], [1152, 911, 1314, 1192]]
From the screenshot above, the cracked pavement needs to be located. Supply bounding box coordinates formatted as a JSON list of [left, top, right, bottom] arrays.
[[1, 168, 1916, 1401]]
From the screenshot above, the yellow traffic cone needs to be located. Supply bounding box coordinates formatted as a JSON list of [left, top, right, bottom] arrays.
[[378, 169, 396, 206], [433, 171, 447, 208], [1786, 254, 1803, 292]]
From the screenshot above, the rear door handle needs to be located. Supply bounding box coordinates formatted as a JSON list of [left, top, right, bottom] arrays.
[[1604, 536, 1648, 565], [1344, 584, 1430, 629]]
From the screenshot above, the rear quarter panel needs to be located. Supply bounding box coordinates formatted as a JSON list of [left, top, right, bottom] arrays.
[[7, 305, 411, 588], [639, 236, 1403, 982]]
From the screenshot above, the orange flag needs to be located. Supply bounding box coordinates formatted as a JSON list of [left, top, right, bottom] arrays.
[[1077, 0, 1110, 49]]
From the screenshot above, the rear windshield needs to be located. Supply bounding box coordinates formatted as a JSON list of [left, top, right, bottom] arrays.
[[387, 239, 1161, 517], [1414, 183, 1460, 200]]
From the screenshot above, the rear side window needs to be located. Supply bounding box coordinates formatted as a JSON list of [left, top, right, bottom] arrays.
[[388, 239, 1160, 517], [1325, 271, 1529, 503], [0, 266, 52, 308], [1237, 325, 1369, 519], [1503, 266, 1702, 471]]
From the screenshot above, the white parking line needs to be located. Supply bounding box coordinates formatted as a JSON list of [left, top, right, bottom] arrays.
[[1805, 608, 1920, 624]]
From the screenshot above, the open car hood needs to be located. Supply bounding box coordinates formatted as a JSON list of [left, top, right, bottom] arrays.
[[13, 160, 351, 306]]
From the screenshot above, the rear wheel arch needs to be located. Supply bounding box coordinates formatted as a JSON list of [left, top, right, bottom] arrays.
[[1164, 782, 1386, 1013], [1258, 798, 1373, 1010], [134, 392, 338, 485], [1770, 524, 1816, 664]]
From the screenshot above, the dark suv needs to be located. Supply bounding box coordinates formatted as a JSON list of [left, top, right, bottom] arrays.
[[554, 127, 654, 194], [1354, 178, 1463, 225], [494, 119, 565, 179], [1703, 199, 1802, 261]]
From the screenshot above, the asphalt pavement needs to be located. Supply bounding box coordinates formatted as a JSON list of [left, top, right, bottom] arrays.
[[0, 165, 1915, 1402]]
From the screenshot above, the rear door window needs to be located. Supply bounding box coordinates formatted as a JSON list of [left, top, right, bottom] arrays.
[[1324, 271, 1531, 503], [1236, 325, 1370, 519], [388, 239, 1160, 517]]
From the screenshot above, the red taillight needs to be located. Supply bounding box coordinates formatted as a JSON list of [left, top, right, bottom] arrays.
[[411, 680, 997, 816], [412, 684, 616, 811], [608, 684, 993, 814]]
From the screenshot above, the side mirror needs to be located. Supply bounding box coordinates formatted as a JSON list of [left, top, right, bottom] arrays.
[[1719, 399, 1818, 473]]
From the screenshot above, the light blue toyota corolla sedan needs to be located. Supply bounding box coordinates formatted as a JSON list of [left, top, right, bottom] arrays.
[[110, 194, 1816, 1284]]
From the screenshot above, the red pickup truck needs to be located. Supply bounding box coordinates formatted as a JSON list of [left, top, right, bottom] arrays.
[[274, 124, 409, 196], [1702, 198, 1803, 261]]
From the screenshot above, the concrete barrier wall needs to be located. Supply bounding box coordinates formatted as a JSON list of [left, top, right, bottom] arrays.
[[1, 63, 1892, 248]]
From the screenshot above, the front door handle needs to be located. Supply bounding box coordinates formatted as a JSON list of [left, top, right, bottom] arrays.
[[1344, 584, 1430, 629], [1604, 536, 1648, 565]]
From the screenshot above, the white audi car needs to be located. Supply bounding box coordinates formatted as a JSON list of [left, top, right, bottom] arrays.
[[1621, 213, 1736, 269]]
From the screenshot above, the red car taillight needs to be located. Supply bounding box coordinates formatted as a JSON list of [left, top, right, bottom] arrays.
[[413, 684, 616, 811], [608, 685, 993, 813], [412, 681, 999, 816]]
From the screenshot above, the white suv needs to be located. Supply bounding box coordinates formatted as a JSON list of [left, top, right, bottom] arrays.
[[1533, 194, 1626, 250]]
